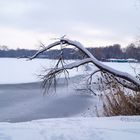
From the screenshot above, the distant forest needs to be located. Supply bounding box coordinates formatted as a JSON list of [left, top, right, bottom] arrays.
[[0, 43, 140, 61]]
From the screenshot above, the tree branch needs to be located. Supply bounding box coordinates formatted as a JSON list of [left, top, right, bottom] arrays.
[[30, 38, 140, 91]]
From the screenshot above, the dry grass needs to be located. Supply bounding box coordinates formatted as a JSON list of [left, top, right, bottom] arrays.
[[102, 89, 140, 116]]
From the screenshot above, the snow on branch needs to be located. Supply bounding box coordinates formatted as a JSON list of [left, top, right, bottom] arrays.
[[47, 58, 93, 75], [30, 38, 140, 91]]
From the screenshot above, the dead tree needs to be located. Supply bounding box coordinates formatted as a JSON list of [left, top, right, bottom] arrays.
[[29, 38, 140, 92]]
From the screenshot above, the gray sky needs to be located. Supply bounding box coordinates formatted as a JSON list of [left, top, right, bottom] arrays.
[[0, 0, 140, 49]]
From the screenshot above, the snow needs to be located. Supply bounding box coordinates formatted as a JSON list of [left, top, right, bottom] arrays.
[[67, 39, 140, 87], [0, 58, 85, 84], [0, 58, 140, 84], [0, 58, 140, 139], [0, 116, 140, 140], [103, 62, 140, 76], [36, 38, 140, 87]]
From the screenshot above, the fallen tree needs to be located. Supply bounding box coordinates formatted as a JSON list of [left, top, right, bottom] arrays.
[[29, 38, 140, 92]]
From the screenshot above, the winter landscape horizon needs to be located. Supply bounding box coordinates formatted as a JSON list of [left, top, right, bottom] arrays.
[[1, 0, 140, 139]]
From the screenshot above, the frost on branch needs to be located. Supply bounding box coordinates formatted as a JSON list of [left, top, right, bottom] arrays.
[[29, 38, 140, 93]]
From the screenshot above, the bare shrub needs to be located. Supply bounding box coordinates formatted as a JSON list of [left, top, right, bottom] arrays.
[[102, 87, 140, 116]]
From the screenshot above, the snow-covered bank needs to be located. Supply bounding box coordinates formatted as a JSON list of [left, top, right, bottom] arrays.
[[0, 116, 140, 140]]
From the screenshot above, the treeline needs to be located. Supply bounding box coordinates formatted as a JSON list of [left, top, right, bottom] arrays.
[[0, 43, 140, 60], [0, 48, 37, 58], [90, 43, 140, 61], [0, 47, 79, 59]]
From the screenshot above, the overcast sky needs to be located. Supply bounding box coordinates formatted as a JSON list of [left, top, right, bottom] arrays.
[[0, 0, 140, 49]]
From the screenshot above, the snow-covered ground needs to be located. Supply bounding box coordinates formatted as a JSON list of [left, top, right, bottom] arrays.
[[0, 116, 140, 140], [0, 58, 140, 140]]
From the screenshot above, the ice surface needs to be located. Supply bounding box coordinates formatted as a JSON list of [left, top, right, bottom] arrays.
[[0, 58, 140, 139], [0, 58, 140, 84], [0, 58, 85, 84], [0, 76, 98, 122]]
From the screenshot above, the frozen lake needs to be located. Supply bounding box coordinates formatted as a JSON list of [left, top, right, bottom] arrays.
[[0, 58, 140, 122], [0, 58, 84, 84], [0, 58, 140, 84]]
